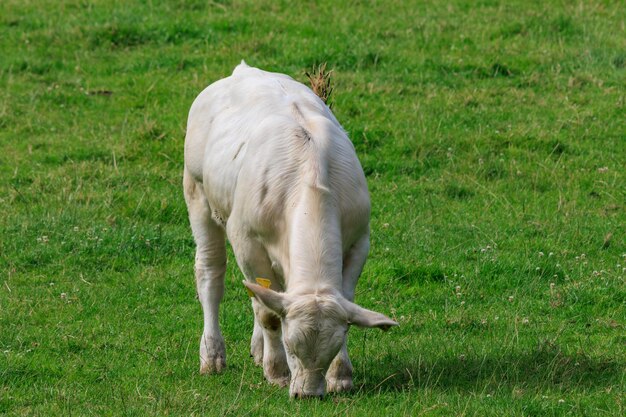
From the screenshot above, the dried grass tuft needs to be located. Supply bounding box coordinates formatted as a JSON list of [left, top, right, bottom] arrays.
[[305, 63, 334, 109]]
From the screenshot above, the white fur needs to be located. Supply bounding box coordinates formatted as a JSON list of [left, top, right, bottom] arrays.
[[183, 62, 397, 398]]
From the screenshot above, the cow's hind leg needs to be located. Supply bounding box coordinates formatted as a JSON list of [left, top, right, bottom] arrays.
[[184, 170, 227, 374], [227, 220, 289, 387], [327, 234, 370, 393]]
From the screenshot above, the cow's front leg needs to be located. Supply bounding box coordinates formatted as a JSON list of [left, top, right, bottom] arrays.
[[327, 234, 369, 393], [253, 299, 290, 387], [228, 222, 289, 386], [250, 317, 264, 365], [326, 343, 353, 393], [184, 170, 227, 374]]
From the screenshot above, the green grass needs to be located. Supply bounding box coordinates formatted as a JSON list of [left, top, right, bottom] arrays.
[[1, 0, 624, 415]]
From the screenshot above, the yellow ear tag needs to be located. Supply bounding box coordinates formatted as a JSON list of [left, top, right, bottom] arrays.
[[247, 277, 272, 297]]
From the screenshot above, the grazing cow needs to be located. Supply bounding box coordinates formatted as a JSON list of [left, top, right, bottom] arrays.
[[183, 61, 397, 398]]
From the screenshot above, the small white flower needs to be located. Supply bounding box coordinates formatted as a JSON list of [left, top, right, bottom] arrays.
[[538, 252, 544, 257]]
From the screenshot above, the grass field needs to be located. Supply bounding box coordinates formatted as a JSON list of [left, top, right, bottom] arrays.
[[1, 0, 625, 415]]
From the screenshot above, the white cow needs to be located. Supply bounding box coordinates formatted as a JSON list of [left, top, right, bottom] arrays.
[[183, 61, 397, 398]]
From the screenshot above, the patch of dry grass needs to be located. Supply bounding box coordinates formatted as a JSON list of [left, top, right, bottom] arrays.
[[306, 63, 334, 108]]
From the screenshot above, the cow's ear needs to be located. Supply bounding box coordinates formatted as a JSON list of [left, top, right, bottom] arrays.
[[243, 281, 289, 317], [341, 299, 398, 331]]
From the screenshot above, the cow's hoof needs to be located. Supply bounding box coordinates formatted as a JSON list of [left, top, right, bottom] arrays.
[[251, 351, 263, 366], [266, 374, 290, 387], [199, 336, 226, 374], [250, 342, 263, 366], [326, 377, 353, 393], [199, 356, 226, 374], [264, 361, 290, 387]]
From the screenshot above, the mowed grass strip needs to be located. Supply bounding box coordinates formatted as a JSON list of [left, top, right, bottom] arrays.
[[1, 0, 624, 415]]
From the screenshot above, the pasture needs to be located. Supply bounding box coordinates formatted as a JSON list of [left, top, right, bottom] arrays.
[[1, 0, 624, 415]]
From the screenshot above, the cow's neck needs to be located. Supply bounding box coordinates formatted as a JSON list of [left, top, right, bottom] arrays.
[[287, 185, 342, 293]]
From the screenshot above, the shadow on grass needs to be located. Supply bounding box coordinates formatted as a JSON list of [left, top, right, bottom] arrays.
[[355, 344, 623, 393]]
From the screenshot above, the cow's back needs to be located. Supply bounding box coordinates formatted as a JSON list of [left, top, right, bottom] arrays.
[[184, 63, 369, 245]]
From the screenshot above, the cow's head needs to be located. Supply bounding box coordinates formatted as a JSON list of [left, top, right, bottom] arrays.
[[243, 281, 397, 398]]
